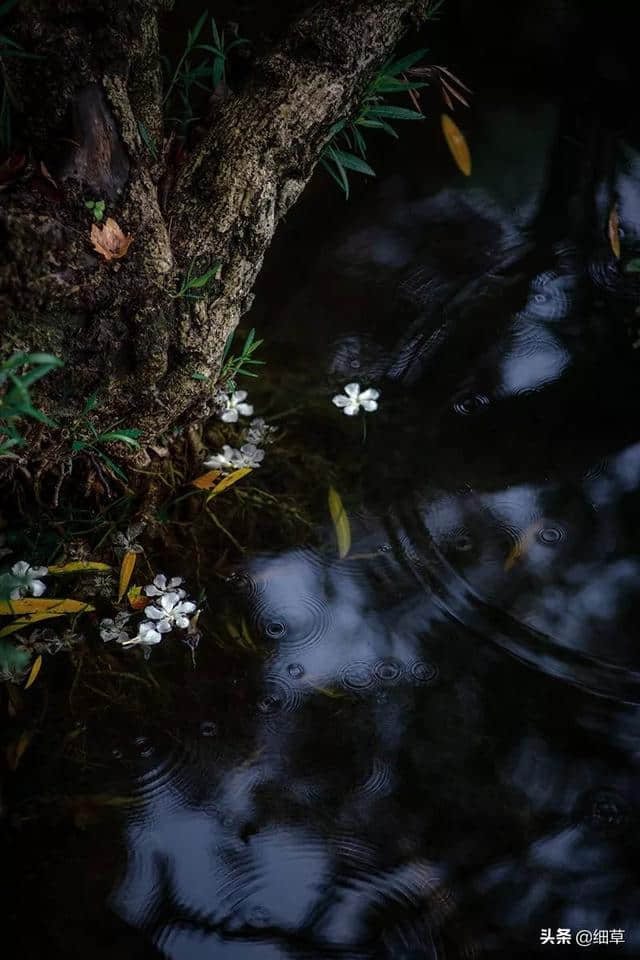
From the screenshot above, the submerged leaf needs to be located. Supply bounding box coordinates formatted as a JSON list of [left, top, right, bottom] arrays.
[[206, 467, 252, 500], [24, 654, 42, 689], [608, 205, 621, 259], [118, 552, 137, 602], [7, 731, 32, 770], [328, 486, 351, 559], [90, 218, 133, 261], [441, 113, 471, 176]]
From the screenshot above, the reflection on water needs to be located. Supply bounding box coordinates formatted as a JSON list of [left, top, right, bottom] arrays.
[[8, 87, 640, 960]]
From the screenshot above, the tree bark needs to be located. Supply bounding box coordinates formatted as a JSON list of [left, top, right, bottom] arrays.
[[1, 0, 427, 454]]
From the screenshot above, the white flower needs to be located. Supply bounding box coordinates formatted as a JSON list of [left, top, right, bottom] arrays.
[[236, 443, 264, 468], [112, 523, 145, 555], [10, 561, 48, 599], [204, 442, 264, 471], [332, 382, 380, 416], [100, 611, 132, 644], [145, 592, 197, 632], [144, 574, 186, 599], [243, 417, 276, 446], [204, 444, 241, 471], [122, 620, 164, 648], [220, 390, 254, 423]]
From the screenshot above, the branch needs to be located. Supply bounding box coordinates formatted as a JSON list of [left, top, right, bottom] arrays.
[[161, 0, 427, 399]]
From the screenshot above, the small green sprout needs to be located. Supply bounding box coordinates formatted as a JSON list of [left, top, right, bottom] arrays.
[[84, 199, 106, 222]]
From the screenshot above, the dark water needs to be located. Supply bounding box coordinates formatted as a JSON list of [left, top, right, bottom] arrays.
[[6, 6, 640, 958]]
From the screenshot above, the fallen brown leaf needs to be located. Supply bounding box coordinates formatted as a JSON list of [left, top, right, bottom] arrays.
[[90, 217, 133, 261]]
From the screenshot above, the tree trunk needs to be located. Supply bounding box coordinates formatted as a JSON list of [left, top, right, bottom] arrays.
[[1, 0, 428, 458]]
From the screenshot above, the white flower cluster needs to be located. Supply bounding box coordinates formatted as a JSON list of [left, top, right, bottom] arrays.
[[100, 574, 197, 650], [9, 561, 48, 599], [206, 391, 276, 473]]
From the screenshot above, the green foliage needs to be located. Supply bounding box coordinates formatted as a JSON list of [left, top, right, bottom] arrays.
[[320, 49, 427, 198], [173, 259, 221, 300], [220, 327, 265, 388], [163, 11, 248, 135], [0, 352, 63, 456], [84, 198, 105, 221], [70, 394, 142, 482]]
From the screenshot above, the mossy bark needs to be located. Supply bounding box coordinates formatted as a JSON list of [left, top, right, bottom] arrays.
[[1, 0, 427, 454]]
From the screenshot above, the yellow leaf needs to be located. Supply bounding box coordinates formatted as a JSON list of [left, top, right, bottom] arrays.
[[127, 585, 147, 610], [192, 469, 222, 489], [441, 113, 471, 176], [0, 597, 95, 616], [328, 486, 351, 559], [90, 217, 133, 261], [48, 561, 111, 574], [0, 611, 73, 637], [608, 205, 621, 259], [206, 467, 252, 500], [24, 654, 42, 690], [7, 730, 32, 770], [118, 552, 137, 602]]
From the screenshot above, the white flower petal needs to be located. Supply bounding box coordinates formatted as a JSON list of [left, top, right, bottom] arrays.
[[144, 585, 162, 597], [233, 390, 248, 403], [344, 383, 360, 399], [359, 388, 379, 401], [10, 586, 23, 599], [11, 561, 30, 576], [236, 403, 254, 417], [175, 601, 196, 616], [361, 399, 378, 412], [175, 616, 190, 629], [154, 574, 168, 590], [168, 577, 183, 589], [157, 620, 173, 634], [343, 402, 359, 415], [221, 409, 239, 423], [145, 605, 164, 620], [30, 580, 47, 597], [333, 395, 350, 407]]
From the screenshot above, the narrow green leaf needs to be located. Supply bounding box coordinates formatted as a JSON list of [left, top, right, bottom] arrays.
[[332, 149, 376, 177], [367, 104, 424, 121]]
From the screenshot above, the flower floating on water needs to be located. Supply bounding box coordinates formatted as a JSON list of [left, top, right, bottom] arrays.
[[204, 444, 239, 471], [204, 442, 265, 471], [130, 621, 165, 647], [220, 390, 254, 423], [144, 574, 186, 600], [10, 561, 48, 599], [145, 592, 197, 632], [332, 382, 380, 416], [236, 443, 265, 468], [100, 611, 132, 644], [243, 417, 276, 446], [112, 523, 145, 556]]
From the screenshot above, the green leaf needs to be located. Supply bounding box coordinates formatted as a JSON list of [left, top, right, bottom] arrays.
[[366, 104, 423, 121], [98, 431, 141, 447], [191, 373, 208, 381], [625, 258, 640, 272], [331, 149, 376, 177], [384, 48, 428, 76]]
